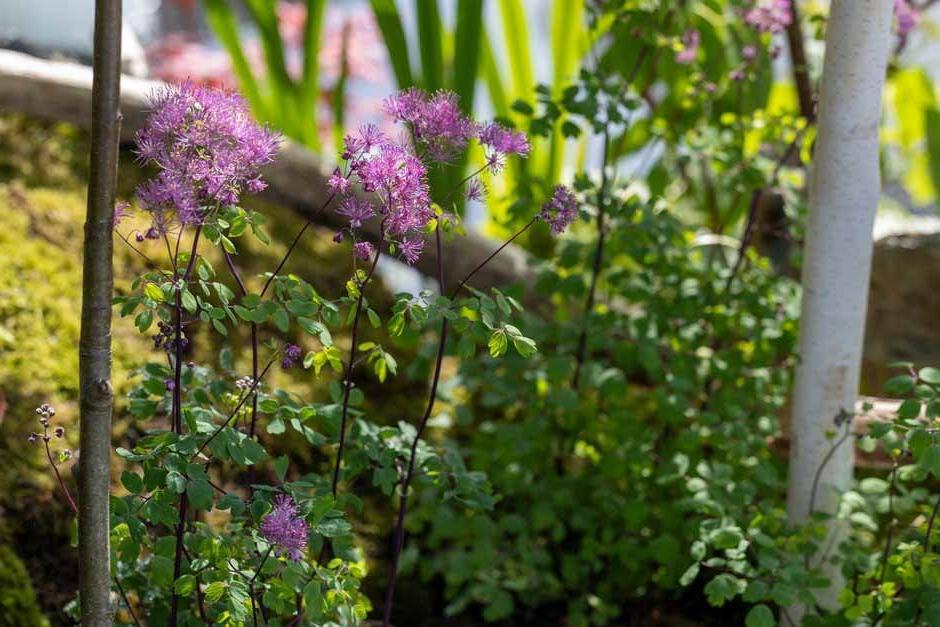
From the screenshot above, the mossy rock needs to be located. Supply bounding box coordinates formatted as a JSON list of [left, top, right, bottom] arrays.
[[0, 544, 48, 627]]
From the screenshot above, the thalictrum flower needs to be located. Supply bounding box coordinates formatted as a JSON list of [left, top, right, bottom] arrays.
[[744, 0, 792, 34], [539, 185, 578, 234], [260, 495, 309, 561], [134, 82, 279, 226]]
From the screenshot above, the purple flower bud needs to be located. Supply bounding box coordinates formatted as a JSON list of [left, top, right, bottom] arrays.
[[54, 426, 65, 438], [354, 241, 375, 261], [539, 185, 578, 235], [165, 378, 176, 391], [135, 231, 146, 243], [28, 433, 39, 444], [333, 231, 344, 244]]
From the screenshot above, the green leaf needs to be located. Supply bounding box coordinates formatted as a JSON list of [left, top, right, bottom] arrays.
[[745, 604, 775, 627], [181, 289, 197, 314], [921, 366, 940, 385], [922, 445, 940, 478], [166, 470, 186, 494], [145, 283, 164, 302], [415, 0, 443, 91], [174, 574, 197, 596], [204, 581, 226, 604], [679, 563, 700, 586], [704, 574, 746, 607], [488, 329, 508, 357], [274, 455, 289, 482], [369, 0, 413, 88], [121, 471, 143, 494], [187, 478, 214, 511], [884, 374, 915, 396]]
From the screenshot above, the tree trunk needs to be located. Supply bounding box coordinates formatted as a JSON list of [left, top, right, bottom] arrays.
[[785, 0, 893, 617], [78, 1, 122, 624]]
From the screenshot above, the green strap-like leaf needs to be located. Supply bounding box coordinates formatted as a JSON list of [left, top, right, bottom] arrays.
[[453, 0, 484, 114], [415, 0, 444, 91], [300, 0, 327, 149], [498, 0, 534, 104], [369, 0, 414, 88], [203, 0, 266, 118], [244, 0, 296, 130]]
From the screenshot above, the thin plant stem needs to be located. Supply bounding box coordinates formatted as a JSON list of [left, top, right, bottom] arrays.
[[382, 224, 447, 627], [924, 491, 940, 552], [331, 230, 385, 497], [452, 217, 537, 296], [260, 192, 339, 298], [115, 576, 142, 627], [224, 251, 260, 436], [168, 225, 204, 626], [168, 494, 189, 626], [44, 439, 78, 515], [248, 547, 272, 627], [382, 214, 538, 625], [195, 357, 278, 460], [171, 226, 203, 434], [571, 131, 611, 388], [879, 463, 898, 583]]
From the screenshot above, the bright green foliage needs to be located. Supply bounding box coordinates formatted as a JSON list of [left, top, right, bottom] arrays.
[[689, 363, 940, 625], [204, 0, 327, 148], [402, 7, 803, 619]]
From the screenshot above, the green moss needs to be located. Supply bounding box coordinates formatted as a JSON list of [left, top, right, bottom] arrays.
[[0, 545, 48, 627]]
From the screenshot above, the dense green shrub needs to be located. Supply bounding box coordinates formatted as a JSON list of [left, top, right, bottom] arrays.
[[409, 198, 798, 625]]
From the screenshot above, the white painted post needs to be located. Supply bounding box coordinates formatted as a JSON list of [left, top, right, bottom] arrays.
[[785, 0, 894, 616]]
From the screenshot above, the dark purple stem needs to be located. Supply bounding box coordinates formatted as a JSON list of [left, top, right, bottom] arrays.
[[382, 216, 536, 625], [571, 132, 610, 388], [194, 357, 278, 460], [260, 192, 338, 298], [168, 225, 202, 626], [223, 251, 260, 436], [330, 231, 385, 497], [171, 226, 203, 434], [44, 439, 78, 515]]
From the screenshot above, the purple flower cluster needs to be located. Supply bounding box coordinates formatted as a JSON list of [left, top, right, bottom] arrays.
[[328, 123, 434, 265], [328, 88, 542, 263], [260, 494, 309, 561], [135, 82, 279, 226], [353, 241, 375, 261], [895, 0, 919, 38], [675, 29, 700, 65], [539, 185, 578, 234], [744, 0, 792, 34], [281, 344, 303, 370], [384, 89, 477, 162], [477, 121, 530, 172]]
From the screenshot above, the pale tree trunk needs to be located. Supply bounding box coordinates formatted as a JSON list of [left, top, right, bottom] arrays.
[[785, 0, 893, 618], [78, 0, 122, 624]]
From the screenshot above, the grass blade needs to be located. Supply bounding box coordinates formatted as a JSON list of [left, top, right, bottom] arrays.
[[299, 0, 327, 148], [204, 0, 266, 118], [498, 0, 534, 104], [415, 0, 444, 91], [369, 0, 414, 88]]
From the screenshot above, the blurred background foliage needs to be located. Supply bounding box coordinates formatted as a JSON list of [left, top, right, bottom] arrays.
[[3, 0, 940, 624]]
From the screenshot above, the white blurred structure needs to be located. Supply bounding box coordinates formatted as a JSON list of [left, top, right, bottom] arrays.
[[0, 0, 151, 75]]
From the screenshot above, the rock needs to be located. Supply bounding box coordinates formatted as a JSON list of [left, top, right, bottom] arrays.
[[862, 214, 940, 392]]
